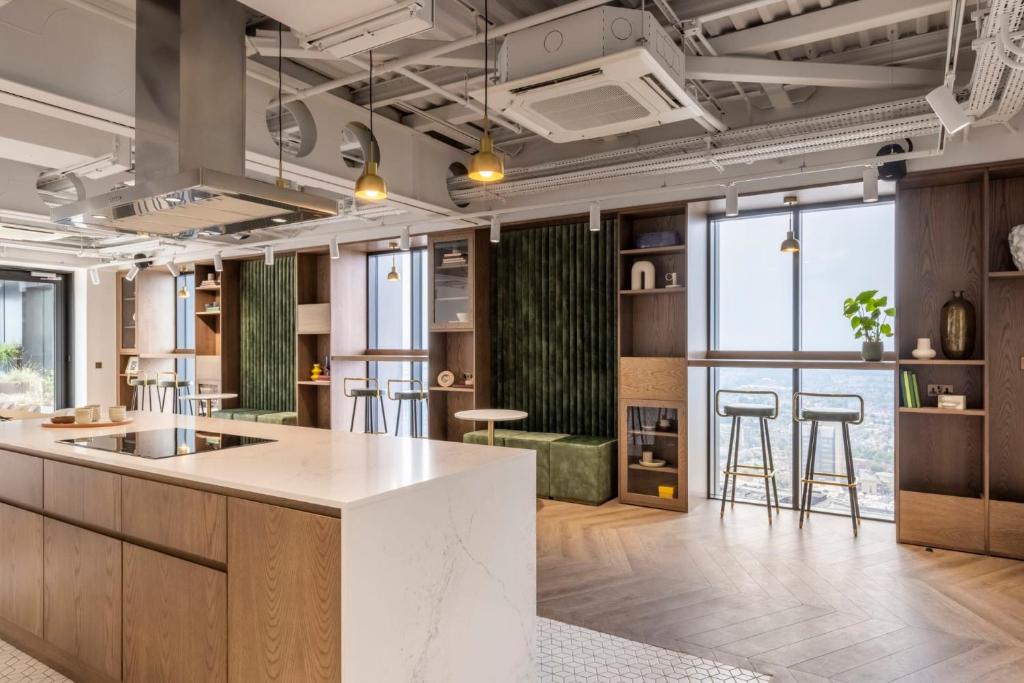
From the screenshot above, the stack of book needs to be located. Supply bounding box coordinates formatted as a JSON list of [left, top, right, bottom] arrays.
[[900, 370, 922, 407], [442, 250, 467, 267]]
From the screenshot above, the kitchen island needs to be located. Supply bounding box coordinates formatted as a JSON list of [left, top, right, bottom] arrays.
[[0, 412, 536, 682]]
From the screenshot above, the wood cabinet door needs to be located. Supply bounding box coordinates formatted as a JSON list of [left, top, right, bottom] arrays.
[[228, 498, 340, 682], [123, 543, 226, 682], [43, 518, 122, 681], [0, 502, 43, 636]]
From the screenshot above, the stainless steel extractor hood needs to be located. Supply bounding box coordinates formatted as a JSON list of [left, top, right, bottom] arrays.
[[52, 0, 337, 236]]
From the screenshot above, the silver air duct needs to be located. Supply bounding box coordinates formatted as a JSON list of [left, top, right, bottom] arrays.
[[52, 0, 337, 236]]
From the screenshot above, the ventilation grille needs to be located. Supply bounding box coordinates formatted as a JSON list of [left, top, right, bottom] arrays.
[[530, 84, 651, 131]]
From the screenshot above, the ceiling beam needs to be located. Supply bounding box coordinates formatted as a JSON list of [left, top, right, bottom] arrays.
[[686, 55, 944, 88], [707, 0, 949, 55]]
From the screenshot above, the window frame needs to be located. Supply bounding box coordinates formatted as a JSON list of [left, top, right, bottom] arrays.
[[707, 197, 896, 521]]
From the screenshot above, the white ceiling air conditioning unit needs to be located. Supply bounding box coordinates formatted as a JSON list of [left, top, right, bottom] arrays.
[[478, 7, 726, 143], [240, 0, 433, 59]]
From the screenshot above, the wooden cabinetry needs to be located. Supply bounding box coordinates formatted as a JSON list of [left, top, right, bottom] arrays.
[[0, 502, 43, 637], [123, 543, 227, 682], [43, 518, 122, 681], [194, 262, 240, 407], [43, 460, 121, 532], [121, 477, 226, 563], [227, 497, 341, 682], [296, 251, 332, 428], [0, 449, 42, 509], [895, 163, 1024, 558], [616, 206, 693, 511], [428, 229, 491, 441]]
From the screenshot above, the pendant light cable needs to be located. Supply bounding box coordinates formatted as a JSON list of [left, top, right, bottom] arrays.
[[369, 50, 374, 158], [277, 22, 284, 187], [484, 0, 489, 130]]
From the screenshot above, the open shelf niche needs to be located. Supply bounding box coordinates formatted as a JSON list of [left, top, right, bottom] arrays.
[[193, 260, 240, 409], [115, 268, 180, 410], [616, 203, 707, 512], [427, 229, 491, 442], [295, 251, 332, 428]]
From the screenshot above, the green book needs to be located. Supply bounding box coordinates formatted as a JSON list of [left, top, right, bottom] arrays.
[[901, 371, 913, 407], [910, 372, 921, 408]]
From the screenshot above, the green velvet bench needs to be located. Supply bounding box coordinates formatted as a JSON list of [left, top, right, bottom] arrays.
[[549, 436, 617, 506], [212, 409, 298, 426], [463, 429, 526, 447], [504, 432, 569, 499]]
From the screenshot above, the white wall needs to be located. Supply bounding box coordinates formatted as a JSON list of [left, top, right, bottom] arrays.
[[75, 269, 116, 408]]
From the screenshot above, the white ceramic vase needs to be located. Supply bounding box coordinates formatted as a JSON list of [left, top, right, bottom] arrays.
[[911, 338, 937, 360], [1010, 224, 1024, 271]]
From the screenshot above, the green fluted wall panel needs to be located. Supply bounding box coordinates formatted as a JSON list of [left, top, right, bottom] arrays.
[[240, 254, 296, 412], [492, 219, 616, 435]]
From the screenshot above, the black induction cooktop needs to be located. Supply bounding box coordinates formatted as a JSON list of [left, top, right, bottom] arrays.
[[59, 428, 275, 459]]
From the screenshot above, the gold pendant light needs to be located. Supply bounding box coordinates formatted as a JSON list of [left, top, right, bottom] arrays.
[[386, 240, 401, 281], [355, 50, 388, 201], [468, 0, 504, 183]]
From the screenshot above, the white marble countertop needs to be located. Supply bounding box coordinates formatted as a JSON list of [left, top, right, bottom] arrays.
[[0, 412, 532, 514]]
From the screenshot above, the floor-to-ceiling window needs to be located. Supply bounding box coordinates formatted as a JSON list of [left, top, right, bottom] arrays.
[[710, 200, 896, 520], [367, 248, 427, 435], [0, 268, 70, 412]]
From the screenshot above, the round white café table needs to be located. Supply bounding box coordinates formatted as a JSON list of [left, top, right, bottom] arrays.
[[454, 409, 528, 446], [180, 393, 238, 418]]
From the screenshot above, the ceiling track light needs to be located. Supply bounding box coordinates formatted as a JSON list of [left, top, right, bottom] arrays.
[[89, 268, 101, 286], [926, 83, 972, 135], [490, 215, 501, 243], [126, 264, 139, 281], [468, 0, 505, 183], [264, 245, 274, 266], [725, 184, 739, 217], [399, 225, 411, 251], [214, 252, 224, 273], [355, 50, 388, 202], [863, 166, 879, 203], [329, 235, 340, 260], [589, 202, 600, 232]]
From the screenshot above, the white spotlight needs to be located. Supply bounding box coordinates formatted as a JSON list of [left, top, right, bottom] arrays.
[[490, 215, 501, 244], [165, 261, 179, 277], [725, 185, 739, 217], [126, 264, 139, 281], [589, 202, 600, 232], [926, 84, 971, 134], [264, 245, 274, 266], [863, 166, 879, 203], [399, 226, 411, 251], [329, 235, 340, 260], [89, 268, 101, 286], [213, 252, 223, 273]]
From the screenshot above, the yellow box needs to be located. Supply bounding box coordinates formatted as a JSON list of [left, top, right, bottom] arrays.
[[658, 485, 676, 499]]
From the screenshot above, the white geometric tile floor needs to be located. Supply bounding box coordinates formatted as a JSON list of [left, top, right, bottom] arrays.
[[539, 618, 771, 683], [1, 620, 769, 682]]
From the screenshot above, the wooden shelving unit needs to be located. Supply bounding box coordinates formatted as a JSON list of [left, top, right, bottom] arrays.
[[895, 162, 1024, 558], [427, 229, 491, 442], [114, 269, 180, 410], [115, 273, 137, 407], [295, 251, 332, 429], [616, 205, 698, 512], [193, 261, 240, 409]]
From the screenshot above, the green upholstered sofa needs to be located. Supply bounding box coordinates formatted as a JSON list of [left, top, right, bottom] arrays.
[[212, 408, 297, 425], [464, 430, 616, 505]]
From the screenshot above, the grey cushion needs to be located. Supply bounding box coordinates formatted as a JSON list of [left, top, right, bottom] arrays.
[[723, 404, 775, 418], [349, 388, 381, 397], [801, 408, 860, 422], [394, 390, 427, 400], [157, 379, 192, 388], [128, 377, 156, 386]]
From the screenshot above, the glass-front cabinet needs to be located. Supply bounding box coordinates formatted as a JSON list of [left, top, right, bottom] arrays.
[[430, 236, 472, 330], [619, 399, 687, 511], [120, 275, 137, 351]]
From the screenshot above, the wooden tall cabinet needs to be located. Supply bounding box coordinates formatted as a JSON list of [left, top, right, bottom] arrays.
[[295, 251, 333, 428], [427, 229, 491, 442], [616, 204, 707, 512], [194, 261, 241, 408], [896, 163, 1024, 558]]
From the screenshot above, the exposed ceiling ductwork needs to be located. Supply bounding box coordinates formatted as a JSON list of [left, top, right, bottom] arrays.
[[51, 0, 337, 237]]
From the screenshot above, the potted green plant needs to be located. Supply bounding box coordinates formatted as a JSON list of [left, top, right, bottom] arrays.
[[843, 290, 895, 361]]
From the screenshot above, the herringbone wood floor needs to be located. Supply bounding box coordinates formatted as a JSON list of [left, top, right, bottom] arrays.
[[538, 495, 1024, 682]]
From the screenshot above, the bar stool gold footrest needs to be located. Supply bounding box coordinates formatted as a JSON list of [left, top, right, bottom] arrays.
[[801, 474, 859, 489], [723, 466, 776, 479]]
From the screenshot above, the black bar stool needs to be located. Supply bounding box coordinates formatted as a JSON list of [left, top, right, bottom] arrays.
[[344, 377, 388, 434], [794, 392, 864, 536], [716, 389, 781, 524], [387, 379, 427, 437]]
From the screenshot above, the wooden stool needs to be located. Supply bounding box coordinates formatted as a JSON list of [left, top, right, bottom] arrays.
[[716, 389, 781, 524], [344, 377, 388, 434], [794, 392, 864, 536], [387, 379, 427, 437]]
